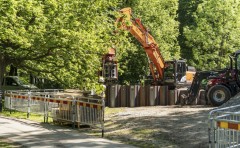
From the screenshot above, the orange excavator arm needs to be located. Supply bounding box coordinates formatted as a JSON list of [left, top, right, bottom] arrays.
[[116, 7, 165, 82]]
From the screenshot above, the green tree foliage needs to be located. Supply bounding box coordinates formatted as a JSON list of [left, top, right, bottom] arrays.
[[0, 0, 119, 89], [184, 0, 240, 70], [117, 45, 148, 85], [178, 0, 203, 61], [5, 0, 240, 89], [132, 0, 180, 59]]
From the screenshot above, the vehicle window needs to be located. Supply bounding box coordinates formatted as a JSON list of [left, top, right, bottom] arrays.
[[165, 64, 174, 76], [177, 62, 186, 73], [5, 78, 17, 86], [164, 64, 175, 83]]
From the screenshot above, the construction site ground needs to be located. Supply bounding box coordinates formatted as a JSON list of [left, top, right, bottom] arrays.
[[1, 88, 223, 148], [99, 105, 215, 148], [54, 89, 216, 147], [0, 105, 215, 148]]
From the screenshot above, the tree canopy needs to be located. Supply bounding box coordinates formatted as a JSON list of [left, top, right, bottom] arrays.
[[1, 0, 240, 88], [0, 0, 119, 89], [184, 0, 240, 70]]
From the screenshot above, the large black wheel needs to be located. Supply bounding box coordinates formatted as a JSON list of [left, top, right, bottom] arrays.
[[207, 85, 231, 106]]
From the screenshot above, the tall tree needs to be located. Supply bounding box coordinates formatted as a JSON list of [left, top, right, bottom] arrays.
[[177, 0, 203, 63], [0, 0, 119, 89], [0, 0, 182, 88], [184, 0, 240, 70]]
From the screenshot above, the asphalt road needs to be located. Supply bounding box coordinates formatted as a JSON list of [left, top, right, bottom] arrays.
[[0, 116, 136, 148]]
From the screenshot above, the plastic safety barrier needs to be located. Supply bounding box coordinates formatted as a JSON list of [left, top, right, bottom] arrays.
[[208, 105, 240, 148], [4, 90, 105, 137]]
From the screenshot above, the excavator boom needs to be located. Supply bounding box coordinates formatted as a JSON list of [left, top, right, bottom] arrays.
[[116, 7, 165, 82]]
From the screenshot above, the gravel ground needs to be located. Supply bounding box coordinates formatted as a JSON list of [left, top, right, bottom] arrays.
[[102, 92, 240, 148], [103, 105, 215, 148], [219, 92, 240, 108]]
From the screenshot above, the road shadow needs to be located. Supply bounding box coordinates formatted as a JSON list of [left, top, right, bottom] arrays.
[[0, 117, 134, 148]]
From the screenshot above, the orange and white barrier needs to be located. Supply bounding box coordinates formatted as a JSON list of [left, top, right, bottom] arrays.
[[209, 105, 240, 148], [4, 90, 105, 136]]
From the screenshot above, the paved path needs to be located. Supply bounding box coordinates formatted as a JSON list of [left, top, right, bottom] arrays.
[[0, 116, 136, 148]]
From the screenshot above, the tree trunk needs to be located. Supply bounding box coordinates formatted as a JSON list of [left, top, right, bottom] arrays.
[[0, 54, 7, 112], [0, 55, 7, 88]]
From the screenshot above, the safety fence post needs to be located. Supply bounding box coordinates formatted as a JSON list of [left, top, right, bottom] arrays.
[[27, 91, 31, 118], [72, 96, 76, 129], [46, 97, 49, 123], [213, 117, 217, 148], [102, 95, 105, 138], [44, 91, 47, 123], [10, 91, 12, 114]]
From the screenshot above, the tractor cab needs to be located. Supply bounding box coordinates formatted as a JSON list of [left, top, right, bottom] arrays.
[[164, 60, 194, 85]]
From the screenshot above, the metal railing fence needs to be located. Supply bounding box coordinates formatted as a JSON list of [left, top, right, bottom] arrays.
[[4, 89, 105, 137], [209, 105, 240, 148]]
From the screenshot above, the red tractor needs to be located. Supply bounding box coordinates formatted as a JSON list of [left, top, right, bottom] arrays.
[[187, 50, 240, 106]]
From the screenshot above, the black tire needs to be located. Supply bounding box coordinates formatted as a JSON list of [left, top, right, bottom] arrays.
[[207, 85, 231, 106]]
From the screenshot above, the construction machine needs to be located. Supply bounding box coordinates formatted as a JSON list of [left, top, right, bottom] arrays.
[[101, 7, 240, 106], [115, 7, 195, 86], [98, 48, 118, 84], [114, 7, 240, 106], [186, 50, 240, 106]]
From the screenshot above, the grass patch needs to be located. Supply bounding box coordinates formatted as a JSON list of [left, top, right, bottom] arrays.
[[0, 109, 52, 123], [132, 128, 154, 136], [0, 107, 122, 123], [104, 107, 125, 116]]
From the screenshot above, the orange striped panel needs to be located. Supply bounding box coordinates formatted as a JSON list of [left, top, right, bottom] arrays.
[[217, 121, 240, 130], [77, 102, 102, 110], [55, 100, 60, 103], [14, 95, 27, 99], [63, 100, 68, 104]]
